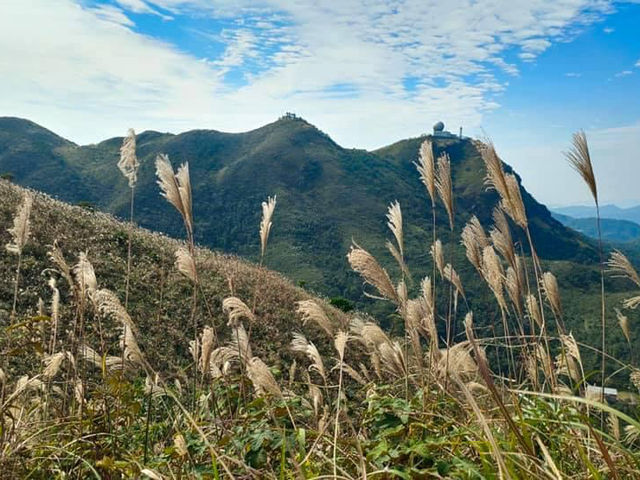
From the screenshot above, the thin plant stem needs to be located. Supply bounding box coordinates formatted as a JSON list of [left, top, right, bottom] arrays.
[[10, 253, 22, 323]]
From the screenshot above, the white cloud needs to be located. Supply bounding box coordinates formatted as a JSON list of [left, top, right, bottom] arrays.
[[615, 70, 633, 77], [115, 0, 173, 19], [89, 4, 134, 27], [603, 26, 615, 33], [565, 72, 582, 77], [636, 59, 640, 68], [0, 0, 621, 150]]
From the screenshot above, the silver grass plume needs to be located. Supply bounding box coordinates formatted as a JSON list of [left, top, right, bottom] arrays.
[[436, 341, 478, 381], [420, 276, 437, 344], [73, 252, 97, 296], [259, 195, 277, 258], [444, 264, 466, 301], [396, 279, 408, 311], [347, 243, 399, 303], [540, 272, 562, 318], [607, 251, 640, 308], [525, 294, 543, 329], [607, 250, 640, 287], [175, 247, 196, 283], [291, 333, 326, 382], [386, 200, 404, 257], [480, 144, 527, 228], [118, 128, 139, 188], [480, 143, 510, 203], [564, 131, 597, 203], [155, 154, 193, 235], [305, 371, 324, 417], [48, 277, 60, 351], [349, 318, 391, 350], [200, 327, 215, 375], [415, 139, 436, 204], [461, 216, 489, 274], [340, 362, 366, 385], [505, 267, 523, 317], [222, 297, 256, 327], [48, 240, 74, 289], [430, 239, 445, 277], [615, 308, 631, 344], [503, 174, 528, 228], [630, 370, 640, 392], [557, 333, 582, 383], [120, 325, 145, 369], [189, 338, 200, 367], [378, 340, 407, 379], [481, 246, 506, 310], [246, 356, 282, 398], [229, 323, 252, 364], [42, 352, 69, 379], [490, 207, 516, 269], [6, 192, 32, 255], [435, 153, 454, 229], [209, 346, 237, 378], [91, 289, 138, 334], [296, 300, 333, 337], [334, 331, 348, 362]]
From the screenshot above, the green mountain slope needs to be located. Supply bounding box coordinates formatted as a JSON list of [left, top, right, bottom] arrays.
[[0, 180, 345, 373], [1, 115, 639, 376], [0, 116, 597, 299]]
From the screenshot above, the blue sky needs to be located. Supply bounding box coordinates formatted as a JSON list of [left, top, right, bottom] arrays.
[[1, 0, 639, 206]]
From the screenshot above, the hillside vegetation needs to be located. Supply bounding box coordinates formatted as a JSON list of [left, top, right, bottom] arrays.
[[2, 129, 640, 478], [1, 116, 637, 374], [0, 116, 597, 300]]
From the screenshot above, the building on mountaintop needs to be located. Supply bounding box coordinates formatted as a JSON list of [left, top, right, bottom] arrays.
[[433, 121, 465, 139]]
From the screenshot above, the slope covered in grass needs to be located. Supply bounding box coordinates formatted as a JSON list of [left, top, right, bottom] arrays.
[[2, 170, 640, 478], [0, 180, 346, 375]]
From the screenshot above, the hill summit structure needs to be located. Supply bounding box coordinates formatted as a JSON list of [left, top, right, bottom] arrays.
[[433, 120, 464, 139]]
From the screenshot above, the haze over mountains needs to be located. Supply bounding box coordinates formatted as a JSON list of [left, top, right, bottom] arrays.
[[553, 205, 640, 225]]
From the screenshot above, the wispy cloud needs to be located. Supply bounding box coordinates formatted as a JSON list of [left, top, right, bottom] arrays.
[[565, 72, 582, 77], [115, 0, 173, 19], [0, 0, 623, 148], [89, 4, 134, 27], [615, 70, 633, 77]]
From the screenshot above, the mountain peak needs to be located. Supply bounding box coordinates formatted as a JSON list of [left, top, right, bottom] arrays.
[[0, 116, 75, 147]]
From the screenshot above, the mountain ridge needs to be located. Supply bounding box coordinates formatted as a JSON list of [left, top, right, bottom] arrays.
[[0, 115, 599, 304]]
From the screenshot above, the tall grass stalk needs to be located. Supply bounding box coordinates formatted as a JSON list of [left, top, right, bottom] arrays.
[[565, 131, 606, 407], [6, 192, 32, 322]]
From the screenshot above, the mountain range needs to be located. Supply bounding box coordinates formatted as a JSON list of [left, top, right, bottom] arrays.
[[552, 204, 640, 225], [0, 116, 596, 295], [552, 212, 640, 243], [1, 115, 637, 370]]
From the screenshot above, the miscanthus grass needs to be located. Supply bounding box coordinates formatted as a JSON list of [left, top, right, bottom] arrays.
[[1, 129, 640, 479]]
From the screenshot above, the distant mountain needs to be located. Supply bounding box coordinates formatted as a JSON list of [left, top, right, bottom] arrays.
[[552, 204, 640, 225], [0, 116, 598, 307], [552, 212, 640, 243]]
